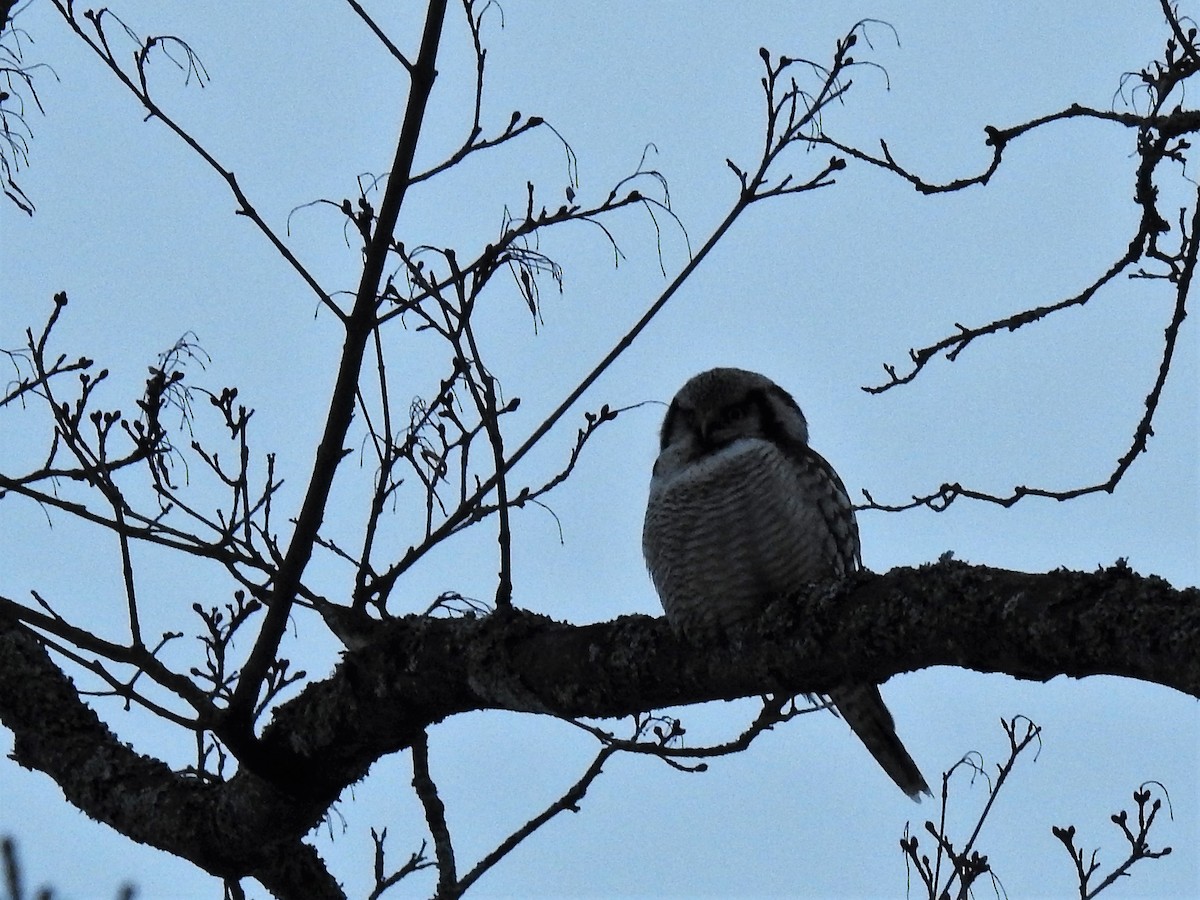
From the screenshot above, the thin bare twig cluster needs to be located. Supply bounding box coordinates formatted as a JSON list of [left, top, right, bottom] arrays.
[[902, 718, 1173, 900], [1, 291, 283, 731], [0, 0, 51, 215], [1053, 784, 1174, 899], [0, 0, 677, 754], [847, 1, 1200, 512], [903, 716, 1041, 899]]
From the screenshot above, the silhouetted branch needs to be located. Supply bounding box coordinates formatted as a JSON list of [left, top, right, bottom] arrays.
[[2, 560, 1193, 898], [367, 830, 432, 900], [904, 717, 1042, 899], [858, 183, 1197, 514], [49, 2, 340, 318], [345, 0, 414, 72], [227, 0, 450, 732], [569, 695, 825, 774], [456, 744, 616, 895], [0, 0, 51, 214], [411, 731, 457, 898], [831, 8, 1200, 512]]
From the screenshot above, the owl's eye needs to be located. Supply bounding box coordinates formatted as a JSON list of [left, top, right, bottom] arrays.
[[718, 401, 752, 427]]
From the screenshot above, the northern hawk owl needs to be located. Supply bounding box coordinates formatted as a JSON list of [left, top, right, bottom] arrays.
[[642, 367, 930, 800]]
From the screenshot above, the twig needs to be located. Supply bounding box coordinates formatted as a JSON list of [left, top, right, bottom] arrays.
[[456, 745, 617, 895], [50, 3, 340, 319], [345, 0, 414, 72]]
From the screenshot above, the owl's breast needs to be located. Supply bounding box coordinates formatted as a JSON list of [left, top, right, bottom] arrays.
[[643, 438, 842, 634]]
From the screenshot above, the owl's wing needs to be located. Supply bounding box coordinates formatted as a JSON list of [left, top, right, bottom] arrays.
[[784, 443, 931, 800], [783, 442, 862, 575]]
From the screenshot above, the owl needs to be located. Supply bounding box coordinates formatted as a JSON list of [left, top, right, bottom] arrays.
[[643, 367, 930, 801]]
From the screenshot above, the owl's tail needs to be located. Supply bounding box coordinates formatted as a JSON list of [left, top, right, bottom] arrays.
[[830, 683, 932, 802]]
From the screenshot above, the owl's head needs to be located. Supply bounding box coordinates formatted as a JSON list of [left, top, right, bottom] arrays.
[[657, 367, 809, 460]]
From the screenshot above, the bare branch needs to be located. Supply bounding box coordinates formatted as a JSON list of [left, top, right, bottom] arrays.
[[367, 830, 432, 900], [904, 716, 1042, 900], [345, 0, 415, 72], [456, 745, 616, 895], [858, 183, 1197, 514], [2, 556, 1194, 894], [411, 731, 457, 898], [49, 2, 340, 318], [228, 0, 450, 733]]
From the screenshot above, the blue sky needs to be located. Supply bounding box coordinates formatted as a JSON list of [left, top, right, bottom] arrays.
[[2, 2, 1197, 898]]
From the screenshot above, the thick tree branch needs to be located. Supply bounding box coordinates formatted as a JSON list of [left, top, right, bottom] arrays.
[[2, 561, 1192, 895], [0, 612, 343, 898], [234, 560, 1200, 792]]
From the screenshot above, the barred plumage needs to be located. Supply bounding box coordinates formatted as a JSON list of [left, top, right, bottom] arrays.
[[643, 367, 930, 801]]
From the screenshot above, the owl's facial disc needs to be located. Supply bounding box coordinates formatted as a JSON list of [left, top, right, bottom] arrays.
[[657, 368, 810, 465]]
